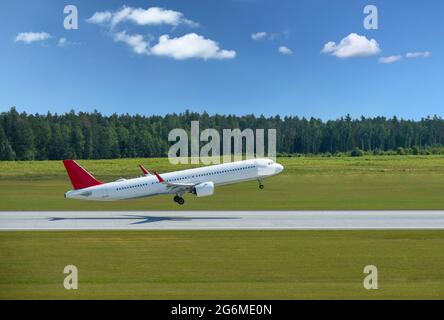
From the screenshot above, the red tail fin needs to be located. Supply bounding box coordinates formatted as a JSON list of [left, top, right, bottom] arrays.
[[63, 160, 103, 190]]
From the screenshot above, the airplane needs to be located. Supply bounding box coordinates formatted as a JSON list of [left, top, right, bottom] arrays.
[[138, 164, 151, 176], [63, 158, 284, 205]]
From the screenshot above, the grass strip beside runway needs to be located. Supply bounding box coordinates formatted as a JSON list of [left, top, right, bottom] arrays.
[[1, 156, 444, 211], [1, 230, 443, 299]]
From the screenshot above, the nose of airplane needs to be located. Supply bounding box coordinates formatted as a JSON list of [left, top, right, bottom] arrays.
[[275, 163, 284, 174]]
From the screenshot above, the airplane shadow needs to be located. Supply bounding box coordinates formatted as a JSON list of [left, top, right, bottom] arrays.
[[48, 215, 240, 225]]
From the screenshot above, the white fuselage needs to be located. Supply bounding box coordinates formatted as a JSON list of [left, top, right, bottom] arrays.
[[65, 159, 283, 201]]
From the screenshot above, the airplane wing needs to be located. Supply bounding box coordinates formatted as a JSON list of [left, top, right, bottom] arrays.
[[154, 172, 215, 198], [153, 172, 196, 191]]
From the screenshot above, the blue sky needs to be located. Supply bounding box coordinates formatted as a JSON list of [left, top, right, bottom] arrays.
[[0, 0, 443, 119]]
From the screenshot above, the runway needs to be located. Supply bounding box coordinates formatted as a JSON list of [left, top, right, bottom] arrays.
[[1, 211, 444, 230]]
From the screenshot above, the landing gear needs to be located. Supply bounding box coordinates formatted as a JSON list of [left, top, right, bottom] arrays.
[[174, 195, 185, 205], [258, 179, 265, 190]]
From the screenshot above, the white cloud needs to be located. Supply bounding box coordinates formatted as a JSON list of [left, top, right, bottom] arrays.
[[378, 55, 402, 64], [251, 32, 267, 40], [57, 37, 79, 47], [15, 32, 52, 44], [251, 31, 289, 41], [57, 37, 72, 47], [406, 51, 431, 59], [151, 33, 236, 60], [111, 32, 235, 60], [87, 11, 113, 25], [321, 33, 381, 58], [87, 6, 234, 61], [113, 31, 150, 55], [278, 46, 293, 55], [58, 38, 67, 47], [87, 6, 197, 28], [268, 32, 282, 41], [321, 41, 336, 54], [378, 52, 431, 64]]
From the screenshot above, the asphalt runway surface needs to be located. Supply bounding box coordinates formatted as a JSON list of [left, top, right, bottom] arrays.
[[1, 211, 444, 230]]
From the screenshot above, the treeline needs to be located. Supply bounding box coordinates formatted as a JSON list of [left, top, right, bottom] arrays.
[[1, 107, 444, 160]]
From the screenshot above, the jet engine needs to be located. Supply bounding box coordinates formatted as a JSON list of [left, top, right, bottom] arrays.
[[192, 182, 215, 197]]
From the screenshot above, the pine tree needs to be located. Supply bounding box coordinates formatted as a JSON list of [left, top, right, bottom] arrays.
[[0, 127, 15, 160]]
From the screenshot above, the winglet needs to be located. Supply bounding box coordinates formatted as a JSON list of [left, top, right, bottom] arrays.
[[153, 172, 165, 183], [139, 164, 150, 175]]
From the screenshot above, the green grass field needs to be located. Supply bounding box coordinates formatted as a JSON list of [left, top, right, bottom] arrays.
[[1, 156, 444, 299], [1, 155, 444, 210], [1, 230, 444, 299]]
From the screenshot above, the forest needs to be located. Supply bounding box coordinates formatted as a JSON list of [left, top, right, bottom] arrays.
[[1, 107, 444, 160]]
